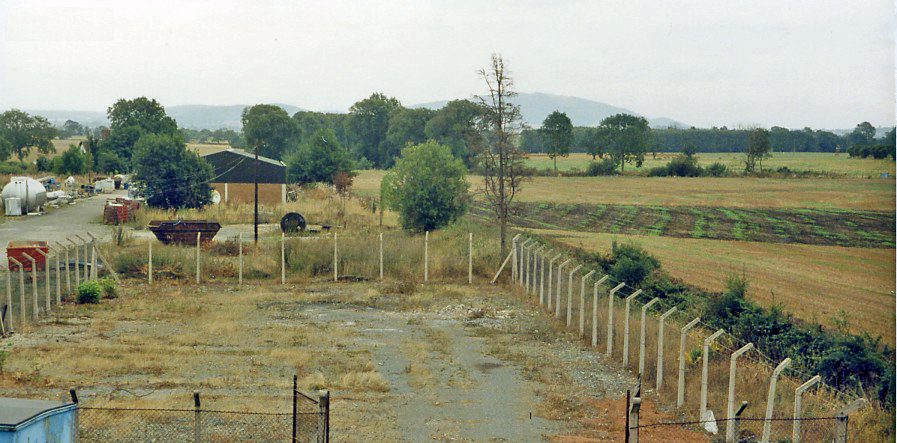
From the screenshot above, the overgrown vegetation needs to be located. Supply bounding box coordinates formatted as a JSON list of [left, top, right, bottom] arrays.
[[77, 280, 101, 304]]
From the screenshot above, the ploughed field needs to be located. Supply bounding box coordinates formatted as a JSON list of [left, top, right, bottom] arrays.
[[478, 202, 896, 248]]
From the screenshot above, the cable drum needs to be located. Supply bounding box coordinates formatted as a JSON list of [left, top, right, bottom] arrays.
[[280, 212, 306, 233]]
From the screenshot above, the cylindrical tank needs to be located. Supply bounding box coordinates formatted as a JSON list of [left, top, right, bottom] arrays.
[[2, 177, 48, 213]]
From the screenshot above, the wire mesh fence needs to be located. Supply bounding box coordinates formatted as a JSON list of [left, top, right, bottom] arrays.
[[632, 416, 843, 442]]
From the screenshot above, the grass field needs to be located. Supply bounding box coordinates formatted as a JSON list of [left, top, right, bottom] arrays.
[[534, 228, 896, 345], [354, 170, 895, 211], [525, 152, 897, 178]]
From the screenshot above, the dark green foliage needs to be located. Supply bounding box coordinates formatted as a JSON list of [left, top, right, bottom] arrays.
[[745, 128, 772, 173], [0, 109, 56, 161], [586, 158, 618, 176], [35, 156, 52, 172], [608, 242, 659, 287], [424, 99, 483, 168], [96, 151, 128, 174], [541, 110, 574, 175], [347, 93, 403, 168], [99, 278, 117, 299], [285, 128, 354, 185], [241, 104, 296, 160], [0, 161, 26, 175], [101, 97, 179, 169], [382, 141, 468, 231], [599, 114, 651, 171], [57, 145, 87, 175], [132, 134, 213, 209], [706, 162, 728, 176], [77, 280, 101, 304], [647, 166, 668, 177], [665, 154, 704, 177], [848, 144, 893, 160]]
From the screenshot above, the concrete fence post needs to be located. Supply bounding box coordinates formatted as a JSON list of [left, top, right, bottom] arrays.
[[57, 241, 70, 295], [566, 264, 583, 327], [68, 238, 80, 288], [726, 343, 754, 442], [628, 389, 642, 443], [424, 231, 429, 282], [579, 270, 595, 335], [547, 254, 561, 309], [731, 401, 748, 443], [281, 232, 286, 285], [90, 240, 97, 280], [380, 232, 384, 280], [606, 282, 625, 355], [556, 259, 571, 318], [511, 235, 519, 283], [238, 233, 243, 285], [532, 246, 544, 296], [638, 297, 659, 375], [196, 232, 201, 284], [468, 233, 473, 284], [524, 242, 531, 293], [540, 250, 550, 305], [334, 233, 338, 282], [519, 238, 532, 287], [677, 317, 701, 408], [148, 240, 153, 285], [656, 307, 677, 391], [22, 253, 37, 321], [591, 275, 609, 347], [700, 329, 726, 422], [762, 358, 792, 443], [9, 258, 24, 327], [792, 375, 821, 443], [54, 249, 60, 305], [34, 249, 50, 312], [622, 289, 643, 368], [834, 399, 866, 443], [73, 235, 87, 281]]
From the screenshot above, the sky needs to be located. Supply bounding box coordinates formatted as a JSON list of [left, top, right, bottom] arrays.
[[0, 0, 894, 129]]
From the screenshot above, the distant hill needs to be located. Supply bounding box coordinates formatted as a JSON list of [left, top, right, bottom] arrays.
[[27, 103, 304, 130], [411, 92, 690, 129]]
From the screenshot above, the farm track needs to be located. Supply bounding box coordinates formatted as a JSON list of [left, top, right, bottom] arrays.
[[471, 202, 895, 248]]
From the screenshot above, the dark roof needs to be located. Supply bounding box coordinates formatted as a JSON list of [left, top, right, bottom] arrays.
[[0, 397, 76, 430], [202, 149, 286, 184]]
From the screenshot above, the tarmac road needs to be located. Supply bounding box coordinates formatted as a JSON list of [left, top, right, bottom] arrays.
[[0, 190, 125, 261]]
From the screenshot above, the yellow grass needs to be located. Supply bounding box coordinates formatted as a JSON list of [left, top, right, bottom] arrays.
[[353, 170, 894, 211], [535, 228, 896, 345]]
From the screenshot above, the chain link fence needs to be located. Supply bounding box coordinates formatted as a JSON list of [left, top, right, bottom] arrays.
[[631, 416, 843, 442]]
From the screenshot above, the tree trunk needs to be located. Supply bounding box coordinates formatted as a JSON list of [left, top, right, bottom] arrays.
[[553, 157, 558, 176]]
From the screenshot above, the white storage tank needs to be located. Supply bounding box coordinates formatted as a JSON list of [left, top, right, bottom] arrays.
[[1, 177, 47, 214]]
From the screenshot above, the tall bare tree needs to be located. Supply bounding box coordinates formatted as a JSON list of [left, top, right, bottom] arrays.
[[474, 54, 528, 257]]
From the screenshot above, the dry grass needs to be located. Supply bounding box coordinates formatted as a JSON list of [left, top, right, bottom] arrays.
[[524, 152, 897, 178], [534, 228, 896, 345]]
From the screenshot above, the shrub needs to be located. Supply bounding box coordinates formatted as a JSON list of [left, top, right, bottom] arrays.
[[608, 242, 659, 287], [647, 166, 668, 177], [706, 162, 727, 176], [77, 280, 101, 304], [666, 154, 703, 177], [586, 158, 618, 176], [0, 161, 26, 175], [99, 278, 117, 299]]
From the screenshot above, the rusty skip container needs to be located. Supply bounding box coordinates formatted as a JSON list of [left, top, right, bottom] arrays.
[[147, 220, 221, 245], [7, 241, 49, 271]]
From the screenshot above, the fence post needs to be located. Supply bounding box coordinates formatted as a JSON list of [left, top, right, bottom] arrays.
[[700, 329, 725, 421], [556, 259, 571, 318], [792, 375, 821, 443], [195, 232, 201, 284], [835, 398, 866, 443], [54, 250, 61, 305], [566, 264, 583, 327], [628, 387, 641, 443], [532, 246, 544, 296], [424, 231, 429, 282], [379, 232, 384, 280], [319, 390, 330, 443], [90, 239, 97, 280], [726, 343, 754, 442], [580, 270, 595, 335], [511, 235, 519, 283], [148, 240, 153, 284], [622, 289, 643, 367], [592, 275, 609, 347], [9, 258, 24, 327], [333, 233, 338, 282], [22, 253, 37, 321], [468, 233, 473, 284], [677, 317, 701, 408], [70, 388, 79, 443], [34, 249, 50, 312], [638, 297, 659, 375], [68, 238, 79, 288], [239, 233, 243, 285], [607, 283, 625, 355], [656, 307, 677, 391], [292, 375, 298, 443], [547, 254, 561, 309], [762, 358, 792, 442], [193, 390, 201, 443], [281, 232, 286, 285], [4, 265, 11, 332], [58, 241, 70, 295], [539, 250, 549, 304], [524, 242, 531, 293], [519, 238, 531, 287], [74, 235, 87, 281], [731, 401, 748, 443], [490, 249, 514, 284]]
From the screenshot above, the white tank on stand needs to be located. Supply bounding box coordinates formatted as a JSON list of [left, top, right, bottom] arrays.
[[1, 176, 47, 214]]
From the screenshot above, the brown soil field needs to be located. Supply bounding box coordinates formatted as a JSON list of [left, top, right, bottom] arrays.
[[534, 228, 896, 345]]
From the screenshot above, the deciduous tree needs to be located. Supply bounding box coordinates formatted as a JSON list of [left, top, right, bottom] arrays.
[[424, 99, 483, 168], [0, 109, 57, 161], [745, 128, 772, 173], [599, 113, 650, 172], [241, 104, 296, 160], [285, 128, 354, 185], [132, 134, 213, 209], [347, 93, 402, 167], [540, 110, 573, 176]]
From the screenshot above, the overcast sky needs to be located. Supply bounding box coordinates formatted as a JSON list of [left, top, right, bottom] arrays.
[[1, 0, 894, 129]]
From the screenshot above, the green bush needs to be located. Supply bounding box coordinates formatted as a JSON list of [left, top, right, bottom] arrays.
[[647, 166, 668, 177], [77, 281, 101, 304], [99, 278, 117, 299], [0, 161, 27, 175], [665, 155, 703, 177], [608, 242, 659, 287], [586, 158, 618, 176], [706, 162, 728, 176]]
